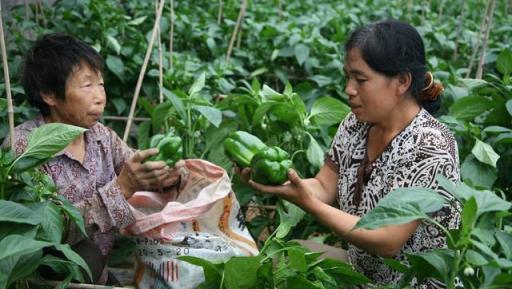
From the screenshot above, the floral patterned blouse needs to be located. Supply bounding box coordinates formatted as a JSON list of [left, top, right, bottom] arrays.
[[326, 109, 461, 288], [8, 116, 135, 258]]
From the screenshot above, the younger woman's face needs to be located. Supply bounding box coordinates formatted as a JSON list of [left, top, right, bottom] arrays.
[[343, 48, 403, 124]]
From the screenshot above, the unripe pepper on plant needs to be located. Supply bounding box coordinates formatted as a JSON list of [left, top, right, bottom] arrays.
[[250, 146, 292, 186], [148, 132, 183, 166], [224, 131, 267, 168]]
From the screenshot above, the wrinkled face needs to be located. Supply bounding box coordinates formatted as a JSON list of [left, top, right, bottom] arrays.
[[343, 48, 401, 124], [43, 64, 106, 128]]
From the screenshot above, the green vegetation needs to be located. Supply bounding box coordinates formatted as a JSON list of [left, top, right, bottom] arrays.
[[0, 0, 511, 288]]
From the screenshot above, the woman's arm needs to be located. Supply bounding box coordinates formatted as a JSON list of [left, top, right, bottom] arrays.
[[249, 166, 420, 258]]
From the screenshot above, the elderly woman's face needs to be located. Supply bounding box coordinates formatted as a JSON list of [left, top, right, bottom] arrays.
[[44, 63, 106, 128]]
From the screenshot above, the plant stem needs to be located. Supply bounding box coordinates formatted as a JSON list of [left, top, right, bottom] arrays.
[[476, 0, 496, 79], [169, 0, 174, 70]]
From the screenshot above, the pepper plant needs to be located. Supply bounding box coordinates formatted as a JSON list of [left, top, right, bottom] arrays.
[[355, 175, 512, 289], [0, 123, 92, 288]]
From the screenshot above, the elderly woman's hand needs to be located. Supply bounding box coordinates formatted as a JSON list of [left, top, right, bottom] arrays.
[[117, 148, 177, 199]]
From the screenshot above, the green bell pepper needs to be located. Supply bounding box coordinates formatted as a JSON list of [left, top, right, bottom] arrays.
[[223, 131, 267, 168], [148, 132, 183, 166], [250, 146, 292, 185]]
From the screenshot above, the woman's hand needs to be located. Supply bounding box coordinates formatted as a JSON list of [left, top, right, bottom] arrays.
[[118, 148, 177, 199], [238, 167, 315, 208]]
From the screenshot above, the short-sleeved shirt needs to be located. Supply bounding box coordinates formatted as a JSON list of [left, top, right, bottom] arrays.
[[327, 109, 461, 288], [6, 116, 135, 258]]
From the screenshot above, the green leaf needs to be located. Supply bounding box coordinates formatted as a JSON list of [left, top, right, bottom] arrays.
[[458, 185, 511, 216], [179, 256, 222, 286], [13, 123, 86, 171], [39, 255, 84, 283], [29, 202, 64, 243], [0, 200, 41, 225], [465, 249, 488, 266], [56, 195, 87, 237], [472, 138, 500, 167], [496, 49, 512, 76], [483, 126, 512, 134], [224, 256, 261, 289], [163, 88, 186, 120], [306, 133, 324, 168], [288, 248, 307, 272], [128, 16, 147, 25], [294, 44, 310, 66], [355, 187, 446, 230], [460, 197, 478, 238], [0, 235, 51, 261], [189, 72, 206, 96], [106, 35, 121, 55], [316, 258, 370, 285], [0, 98, 6, 111], [407, 249, 454, 283], [111, 98, 127, 114], [193, 105, 222, 128], [276, 201, 306, 238], [4, 251, 42, 288], [506, 99, 512, 117], [496, 231, 512, 260], [459, 78, 489, 90], [106, 55, 124, 80], [310, 75, 333, 87], [310, 96, 350, 126], [461, 155, 497, 189], [54, 244, 92, 281], [137, 120, 152, 149], [449, 96, 495, 121]]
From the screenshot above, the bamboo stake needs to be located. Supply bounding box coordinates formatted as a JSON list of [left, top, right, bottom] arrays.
[[452, 0, 466, 61], [123, 0, 166, 142], [466, 0, 490, 78], [38, 0, 47, 27], [0, 1, 15, 149], [438, 0, 445, 22], [218, 0, 224, 24], [475, 0, 496, 79], [169, 0, 174, 70], [103, 116, 150, 121], [226, 0, 248, 62], [156, 0, 164, 104], [236, 20, 243, 49]]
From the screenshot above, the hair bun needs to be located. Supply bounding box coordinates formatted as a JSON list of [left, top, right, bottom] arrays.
[[420, 72, 443, 102]]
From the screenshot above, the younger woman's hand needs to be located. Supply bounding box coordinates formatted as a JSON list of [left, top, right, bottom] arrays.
[[248, 169, 314, 208]]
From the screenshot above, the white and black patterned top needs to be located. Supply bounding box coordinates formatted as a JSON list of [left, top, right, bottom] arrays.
[[326, 109, 461, 288]]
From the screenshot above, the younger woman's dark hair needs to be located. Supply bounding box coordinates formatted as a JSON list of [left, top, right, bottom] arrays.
[[344, 20, 443, 113], [21, 33, 104, 116]]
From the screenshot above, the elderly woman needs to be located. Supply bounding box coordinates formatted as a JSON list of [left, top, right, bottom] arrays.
[[7, 33, 174, 284], [240, 20, 461, 288]]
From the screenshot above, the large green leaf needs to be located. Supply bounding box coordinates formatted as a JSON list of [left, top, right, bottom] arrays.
[[106, 35, 121, 55], [56, 195, 87, 237], [310, 96, 350, 126], [294, 44, 310, 66], [224, 256, 261, 289], [163, 88, 186, 120], [407, 249, 454, 283], [288, 247, 307, 272], [179, 256, 222, 289], [472, 138, 500, 167], [54, 244, 92, 281], [496, 49, 512, 76], [189, 72, 206, 96], [13, 123, 86, 171], [306, 133, 324, 168], [39, 255, 84, 283], [0, 98, 6, 111], [4, 251, 42, 288], [451, 182, 511, 216], [106, 55, 124, 80], [28, 202, 64, 243], [449, 96, 495, 121], [355, 187, 446, 230], [461, 155, 497, 189], [193, 105, 222, 127], [0, 235, 51, 261], [495, 231, 512, 260], [506, 99, 512, 117], [0, 200, 41, 225], [317, 259, 370, 285], [276, 201, 306, 238]]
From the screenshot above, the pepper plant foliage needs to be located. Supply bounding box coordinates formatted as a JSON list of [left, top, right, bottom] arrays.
[[355, 176, 512, 289], [0, 123, 91, 289]]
